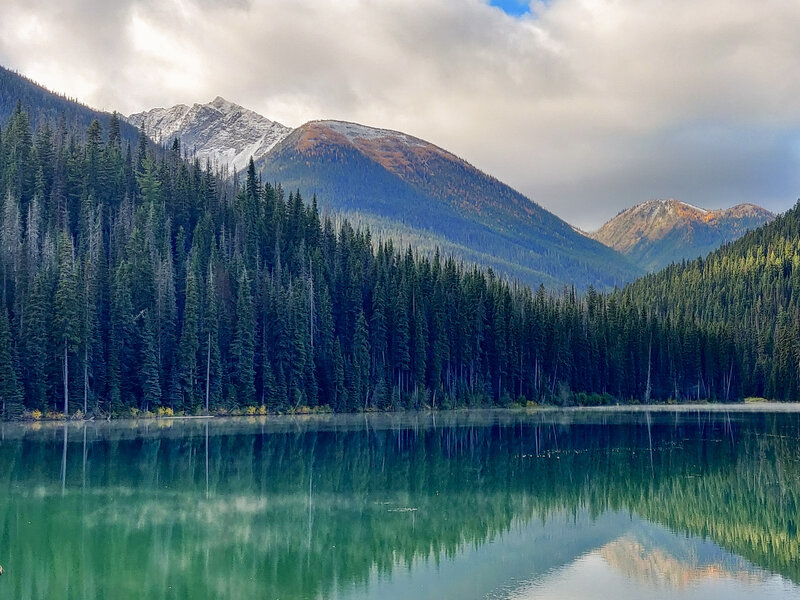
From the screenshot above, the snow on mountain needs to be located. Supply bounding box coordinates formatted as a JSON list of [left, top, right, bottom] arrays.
[[319, 120, 426, 146], [127, 97, 292, 172], [126, 99, 641, 288]]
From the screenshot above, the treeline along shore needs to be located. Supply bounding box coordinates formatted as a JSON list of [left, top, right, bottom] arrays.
[[0, 106, 797, 419]]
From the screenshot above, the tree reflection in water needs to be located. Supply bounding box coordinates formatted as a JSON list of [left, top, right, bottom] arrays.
[[0, 408, 798, 599]]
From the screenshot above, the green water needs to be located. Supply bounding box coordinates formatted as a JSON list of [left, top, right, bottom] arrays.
[[1, 407, 800, 599]]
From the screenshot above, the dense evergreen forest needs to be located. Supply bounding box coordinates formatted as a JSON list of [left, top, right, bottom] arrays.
[[622, 205, 800, 401], [0, 106, 780, 418], [0, 66, 139, 145]]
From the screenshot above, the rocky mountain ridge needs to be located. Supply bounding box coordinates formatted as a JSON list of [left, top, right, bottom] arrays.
[[590, 198, 774, 271]]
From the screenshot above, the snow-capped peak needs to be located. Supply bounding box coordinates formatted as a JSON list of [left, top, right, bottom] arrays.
[[127, 98, 293, 172], [209, 96, 237, 111], [637, 198, 707, 215], [316, 120, 425, 146]]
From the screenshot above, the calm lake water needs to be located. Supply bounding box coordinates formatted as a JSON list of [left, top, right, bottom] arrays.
[[2, 406, 800, 599]]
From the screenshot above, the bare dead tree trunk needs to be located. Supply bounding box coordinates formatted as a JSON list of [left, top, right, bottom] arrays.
[[205, 332, 211, 414], [63, 341, 69, 415], [84, 346, 89, 415], [644, 338, 652, 404], [725, 359, 733, 402]]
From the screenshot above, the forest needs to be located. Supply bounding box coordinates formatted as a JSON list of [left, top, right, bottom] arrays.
[[0, 105, 791, 418], [623, 205, 800, 401]]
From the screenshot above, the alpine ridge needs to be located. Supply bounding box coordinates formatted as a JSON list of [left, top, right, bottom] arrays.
[[590, 198, 774, 271], [124, 100, 641, 289], [258, 119, 642, 289], [128, 97, 292, 173]]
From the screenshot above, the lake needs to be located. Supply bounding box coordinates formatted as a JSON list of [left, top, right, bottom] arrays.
[[1, 406, 800, 599]]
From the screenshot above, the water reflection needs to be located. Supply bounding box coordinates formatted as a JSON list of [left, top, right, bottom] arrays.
[[0, 408, 799, 599]]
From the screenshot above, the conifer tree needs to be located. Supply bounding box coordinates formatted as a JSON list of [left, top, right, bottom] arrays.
[[231, 266, 255, 405], [140, 311, 161, 411], [177, 255, 200, 411], [353, 310, 371, 410], [332, 339, 346, 412], [0, 305, 21, 418], [203, 261, 222, 412], [54, 232, 80, 414]]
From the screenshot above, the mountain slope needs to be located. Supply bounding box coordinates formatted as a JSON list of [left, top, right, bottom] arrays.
[[591, 199, 774, 271], [124, 98, 639, 289], [0, 65, 139, 143], [128, 97, 291, 172], [620, 201, 800, 400], [258, 120, 641, 289]]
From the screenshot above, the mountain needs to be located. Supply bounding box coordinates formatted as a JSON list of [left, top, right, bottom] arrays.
[[590, 198, 774, 271], [620, 200, 800, 400], [0, 101, 732, 418], [128, 97, 292, 173], [258, 119, 641, 289], [0, 65, 139, 143], [125, 100, 639, 289]]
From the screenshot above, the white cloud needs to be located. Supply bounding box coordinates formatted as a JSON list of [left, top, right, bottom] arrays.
[[1, 0, 800, 228]]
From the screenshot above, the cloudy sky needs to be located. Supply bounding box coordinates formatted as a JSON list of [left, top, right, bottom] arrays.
[[2, 0, 800, 229]]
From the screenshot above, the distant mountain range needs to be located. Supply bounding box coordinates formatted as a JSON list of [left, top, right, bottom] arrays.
[[125, 98, 640, 289], [589, 199, 774, 271], [3, 68, 773, 289]]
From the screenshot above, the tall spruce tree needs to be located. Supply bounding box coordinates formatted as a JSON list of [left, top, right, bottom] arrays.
[[0, 304, 21, 418]]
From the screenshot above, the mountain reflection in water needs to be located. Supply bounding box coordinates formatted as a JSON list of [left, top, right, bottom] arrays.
[[0, 407, 799, 600]]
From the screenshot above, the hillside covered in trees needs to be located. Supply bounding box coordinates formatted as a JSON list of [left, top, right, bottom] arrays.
[[126, 95, 643, 290], [0, 66, 139, 146], [622, 204, 800, 400], [258, 119, 643, 290], [0, 104, 765, 419]]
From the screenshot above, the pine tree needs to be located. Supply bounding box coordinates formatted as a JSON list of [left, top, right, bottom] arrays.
[[353, 310, 371, 411], [54, 232, 80, 414], [109, 262, 134, 415], [0, 305, 22, 418], [332, 339, 346, 412], [140, 311, 161, 411], [20, 268, 49, 411], [203, 261, 221, 412], [177, 255, 200, 411], [231, 266, 255, 406]]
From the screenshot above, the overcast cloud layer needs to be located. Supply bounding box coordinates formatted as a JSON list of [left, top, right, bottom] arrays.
[[2, 0, 800, 229]]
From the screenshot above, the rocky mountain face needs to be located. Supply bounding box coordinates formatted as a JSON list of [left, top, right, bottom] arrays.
[[590, 199, 774, 271], [127, 97, 292, 172]]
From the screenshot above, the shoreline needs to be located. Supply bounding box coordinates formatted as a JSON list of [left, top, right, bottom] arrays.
[[2, 402, 800, 439]]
